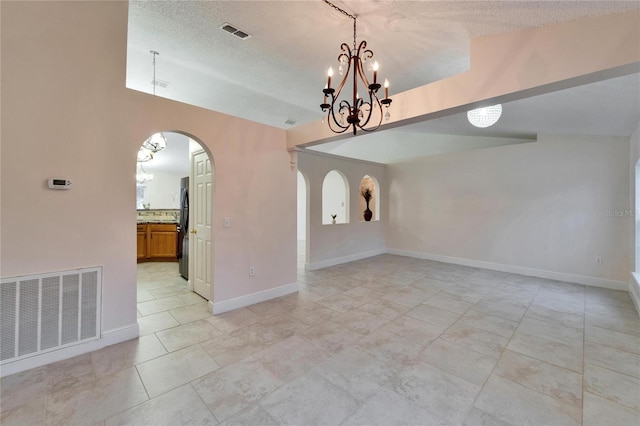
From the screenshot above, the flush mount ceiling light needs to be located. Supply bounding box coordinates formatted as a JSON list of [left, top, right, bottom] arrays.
[[320, 0, 392, 136], [467, 104, 503, 128], [142, 51, 167, 154]]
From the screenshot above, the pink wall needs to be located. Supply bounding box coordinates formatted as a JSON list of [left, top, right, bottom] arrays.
[[1, 2, 296, 332]]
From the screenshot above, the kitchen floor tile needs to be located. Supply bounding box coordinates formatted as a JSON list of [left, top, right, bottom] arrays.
[[192, 357, 284, 422], [156, 319, 224, 352], [90, 334, 167, 378], [583, 392, 640, 426], [342, 386, 449, 426], [388, 362, 481, 425], [420, 338, 499, 386], [507, 330, 583, 373], [492, 350, 582, 407], [136, 345, 219, 397], [3, 259, 640, 425], [474, 375, 581, 426], [260, 372, 359, 426], [137, 310, 179, 336], [104, 384, 216, 426], [44, 367, 148, 426]]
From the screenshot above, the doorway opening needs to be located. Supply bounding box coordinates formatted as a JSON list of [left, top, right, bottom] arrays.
[[135, 131, 214, 323]]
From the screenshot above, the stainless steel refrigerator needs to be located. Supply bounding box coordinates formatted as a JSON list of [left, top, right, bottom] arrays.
[[178, 177, 189, 280]]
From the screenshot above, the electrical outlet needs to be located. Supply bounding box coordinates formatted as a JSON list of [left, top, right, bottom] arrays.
[[249, 266, 255, 277], [223, 217, 230, 228]]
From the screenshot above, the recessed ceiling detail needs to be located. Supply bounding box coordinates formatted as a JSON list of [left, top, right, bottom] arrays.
[[219, 22, 251, 40]]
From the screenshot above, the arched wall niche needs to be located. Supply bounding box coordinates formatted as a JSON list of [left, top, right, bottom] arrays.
[[322, 169, 349, 225]]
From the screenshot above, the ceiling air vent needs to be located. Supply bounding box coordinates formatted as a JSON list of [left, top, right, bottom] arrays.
[[151, 79, 169, 89], [284, 119, 297, 126], [220, 23, 251, 40]]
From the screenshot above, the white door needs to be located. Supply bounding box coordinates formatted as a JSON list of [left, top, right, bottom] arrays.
[[190, 150, 213, 300]]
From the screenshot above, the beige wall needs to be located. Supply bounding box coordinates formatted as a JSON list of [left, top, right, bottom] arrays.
[[387, 134, 631, 286], [1, 1, 296, 333], [629, 124, 640, 310], [631, 124, 640, 271], [297, 150, 386, 269]]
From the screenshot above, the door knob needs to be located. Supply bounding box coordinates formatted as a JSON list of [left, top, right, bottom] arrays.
[[190, 229, 197, 234]]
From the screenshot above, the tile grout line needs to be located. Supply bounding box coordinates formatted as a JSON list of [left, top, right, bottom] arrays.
[[461, 275, 545, 424]]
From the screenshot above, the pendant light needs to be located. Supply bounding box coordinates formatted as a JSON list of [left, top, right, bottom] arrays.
[[142, 51, 167, 153]]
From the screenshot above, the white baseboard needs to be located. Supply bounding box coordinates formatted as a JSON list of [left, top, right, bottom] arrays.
[[306, 248, 386, 271], [387, 248, 628, 291], [0, 323, 139, 378], [630, 273, 640, 315], [211, 282, 299, 315]]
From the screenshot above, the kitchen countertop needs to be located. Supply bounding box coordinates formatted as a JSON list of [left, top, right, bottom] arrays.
[[137, 221, 179, 224]]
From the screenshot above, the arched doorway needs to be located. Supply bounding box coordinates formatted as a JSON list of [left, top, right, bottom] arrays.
[[135, 131, 214, 325]]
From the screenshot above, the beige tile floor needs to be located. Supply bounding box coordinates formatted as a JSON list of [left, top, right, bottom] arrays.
[[2, 254, 640, 425]]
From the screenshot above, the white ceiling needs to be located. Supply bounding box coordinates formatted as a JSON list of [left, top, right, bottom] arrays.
[[127, 1, 640, 167]]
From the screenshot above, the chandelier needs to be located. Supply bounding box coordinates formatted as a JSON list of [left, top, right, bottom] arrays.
[[320, 0, 391, 136]]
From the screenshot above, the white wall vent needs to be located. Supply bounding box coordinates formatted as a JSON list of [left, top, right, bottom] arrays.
[[1, 267, 101, 365]]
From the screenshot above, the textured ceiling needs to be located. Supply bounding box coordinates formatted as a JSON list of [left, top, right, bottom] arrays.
[[127, 1, 640, 166]]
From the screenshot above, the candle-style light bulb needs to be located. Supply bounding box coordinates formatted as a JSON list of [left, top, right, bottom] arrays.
[[327, 67, 334, 89], [373, 62, 379, 84], [384, 78, 389, 99]]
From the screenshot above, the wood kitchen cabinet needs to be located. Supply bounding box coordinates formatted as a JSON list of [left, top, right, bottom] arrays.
[[137, 223, 178, 263], [136, 225, 147, 260]]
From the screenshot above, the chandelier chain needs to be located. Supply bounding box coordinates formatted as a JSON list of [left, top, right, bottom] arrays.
[[322, 0, 355, 20], [150, 50, 159, 96], [322, 1, 357, 48]]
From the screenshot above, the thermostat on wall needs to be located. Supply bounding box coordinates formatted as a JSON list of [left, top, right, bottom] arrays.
[[48, 178, 73, 189]]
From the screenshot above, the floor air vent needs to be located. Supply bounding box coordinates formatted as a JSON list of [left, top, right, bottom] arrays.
[[1, 267, 101, 364]]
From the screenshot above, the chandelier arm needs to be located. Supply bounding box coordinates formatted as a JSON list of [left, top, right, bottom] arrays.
[[358, 99, 375, 129], [361, 77, 385, 130], [325, 98, 351, 133], [358, 100, 384, 133], [334, 43, 352, 96]]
